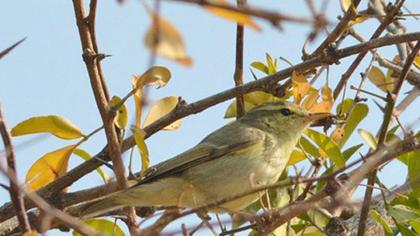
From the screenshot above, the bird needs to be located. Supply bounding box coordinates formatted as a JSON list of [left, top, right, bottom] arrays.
[[76, 101, 330, 218]]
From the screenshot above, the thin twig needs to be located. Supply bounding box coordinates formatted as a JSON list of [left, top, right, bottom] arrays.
[[233, 0, 245, 118], [0, 38, 26, 60], [0, 104, 31, 232]]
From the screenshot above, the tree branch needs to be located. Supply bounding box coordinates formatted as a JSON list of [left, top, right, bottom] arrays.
[[1, 31, 420, 224], [357, 40, 420, 236]]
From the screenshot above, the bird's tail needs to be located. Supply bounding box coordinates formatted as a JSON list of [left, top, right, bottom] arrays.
[[68, 194, 125, 219]]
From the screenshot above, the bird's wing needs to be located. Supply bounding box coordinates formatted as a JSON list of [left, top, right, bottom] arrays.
[[133, 122, 265, 186]]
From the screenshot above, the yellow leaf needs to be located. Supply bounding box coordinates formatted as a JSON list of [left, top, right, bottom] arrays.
[[26, 145, 76, 191], [73, 149, 109, 184], [22, 231, 38, 236], [308, 85, 334, 113], [301, 87, 319, 111], [349, 16, 367, 27], [131, 76, 143, 127], [137, 66, 171, 88], [291, 71, 310, 104], [414, 56, 420, 69], [340, 0, 353, 11], [73, 219, 124, 236], [109, 96, 128, 129], [205, 0, 261, 31], [331, 127, 345, 143], [131, 126, 149, 177], [367, 65, 394, 92], [224, 100, 256, 118], [287, 150, 306, 166], [145, 12, 192, 66], [340, 0, 366, 26], [143, 96, 182, 130], [11, 115, 84, 140], [244, 91, 278, 105]]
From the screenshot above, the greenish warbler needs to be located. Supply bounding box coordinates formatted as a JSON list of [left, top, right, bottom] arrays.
[[78, 101, 329, 218]]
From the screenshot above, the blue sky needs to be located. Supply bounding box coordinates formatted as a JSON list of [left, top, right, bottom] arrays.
[[1, 0, 419, 235]]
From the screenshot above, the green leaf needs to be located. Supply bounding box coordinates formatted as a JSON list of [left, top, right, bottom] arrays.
[[408, 150, 420, 198], [250, 61, 268, 74], [342, 143, 363, 161], [299, 136, 320, 158], [11, 115, 84, 140], [370, 209, 393, 236], [73, 218, 124, 236], [336, 98, 354, 115], [304, 129, 345, 168], [358, 128, 377, 149], [389, 205, 420, 223], [338, 102, 368, 147], [410, 219, 420, 233], [73, 149, 108, 184], [397, 222, 417, 236]]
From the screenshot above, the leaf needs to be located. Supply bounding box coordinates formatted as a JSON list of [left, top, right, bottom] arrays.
[[204, 0, 261, 31], [331, 127, 345, 143], [397, 223, 417, 236], [370, 209, 393, 236], [131, 126, 150, 177], [22, 231, 37, 236], [143, 96, 181, 130], [131, 76, 143, 127], [11, 115, 84, 140], [265, 53, 277, 74], [73, 149, 108, 184], [410, 219, 420, 233], [413, 56, 420, 69], [250, 61, 268, 74], [144, 12, 192, 66], [244, 91, 278, 105], [336, 98, 354, 115], [292, 71, 310, 104], [367, 66, 394, 92], [136, 66, 171, 89], [26, 145, 76, 191], [342, 143, 363, 161], [307, 85, 334, 113], [109, 96, 128, 129], [389, 205, 420, 223], [224, 100, 255, 118], [358, 128, 377, 149], [338, 102, 368, 147], [73, 219, 124, 236], [299, 136, 320, 158], [304, 129, 345, 168], [408, 150, 420, 198], [301, 87, 319, 111], [287, 150, 306, 166]]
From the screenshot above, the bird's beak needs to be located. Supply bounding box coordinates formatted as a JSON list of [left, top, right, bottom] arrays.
[[305, 112, 331, 123]]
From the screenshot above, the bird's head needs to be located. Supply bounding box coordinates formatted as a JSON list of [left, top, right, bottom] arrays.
[[240, 101, 330, 135]]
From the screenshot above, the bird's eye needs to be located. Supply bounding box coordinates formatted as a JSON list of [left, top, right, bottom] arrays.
[[279, 108, 292, 116]]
